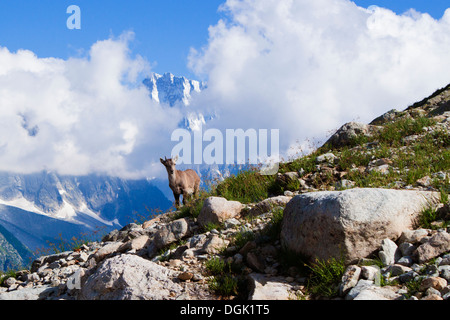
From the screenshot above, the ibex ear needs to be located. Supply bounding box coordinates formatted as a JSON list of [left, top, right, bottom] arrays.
[[160, 158, 165, 164], [173, 155, 179, 164]]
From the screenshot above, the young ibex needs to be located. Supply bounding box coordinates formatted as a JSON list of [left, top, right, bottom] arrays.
[[160, 156, 201, 208]]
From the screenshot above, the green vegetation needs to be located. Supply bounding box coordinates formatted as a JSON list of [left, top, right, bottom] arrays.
[[175, 191, 209, 220], [306, 258, 346, 298], [205, 257, 239, 297], [208, 274, 239, 297], [35, 227, 105, 257], [232, 229, 256, 250], [212, 169, 276, 204], [0, 269, 17, 286], [157, 239, 188, 262], [377, 117, 436, 146], [417, 207, 440, 229], [265, 207, 285, 241], [404, 278, 422, 299]]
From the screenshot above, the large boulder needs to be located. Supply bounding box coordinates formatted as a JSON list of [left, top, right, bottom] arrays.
[[147, 218, 191, 258], [325, 122, 380, 148], [281, 188, 440, 264], [153, 218, 190, 248], [197, 197, 243, 227], [78, 254, 183, 300]]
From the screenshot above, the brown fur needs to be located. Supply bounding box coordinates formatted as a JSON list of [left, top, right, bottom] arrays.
[[160, 156, 201, 208]]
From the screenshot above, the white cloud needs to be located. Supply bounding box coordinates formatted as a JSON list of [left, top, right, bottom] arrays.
[[1, 1, 450, 178], [188, 0, 450, 156], [0, 32, 182, 178]]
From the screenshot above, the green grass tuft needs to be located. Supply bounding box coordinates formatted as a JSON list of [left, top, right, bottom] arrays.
[[306, 258, 346, 298]]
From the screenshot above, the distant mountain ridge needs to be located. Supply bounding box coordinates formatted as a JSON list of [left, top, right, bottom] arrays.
[[0, 171, 172, 271], [0, 72, 212, 272]]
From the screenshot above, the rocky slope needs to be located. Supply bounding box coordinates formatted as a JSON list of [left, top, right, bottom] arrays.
[[1, 83, 450, 301]]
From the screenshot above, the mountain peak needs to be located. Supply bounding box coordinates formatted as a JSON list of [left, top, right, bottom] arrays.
[[143, 72, 206, 107]]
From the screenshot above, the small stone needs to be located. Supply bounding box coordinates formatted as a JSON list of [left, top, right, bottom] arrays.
[[339, 265, 361, 296], [369, 158, 392, 167], [346, 280, 374, 300], [361, 266, 381, 282], [182, 249, 195, 259], [399, 271, 419, 283], [93, 242, 123, 262], [426, 287, 441, 297], [316, 153, 337, 164], [168, 259, 183, 268], [384, 264, 412, 277], [51, 279, 61, 287], [414, 232, 450, 264], [233, 253, 244, 265], [239, 241, 257, 256], [399, 229, 429, 244], [353, 285, 402, 300], [189, 234, 207, 249], [210, 229, 220, 235], [439, 265, 450, 282], [416, 176, 432, 187], [379, 239, 401, 266], [285, 277, 294, 283], [422, 294, 443, 300], [202, 235, 229, 254], [178, 272, 194, 281], [368, 164, 390, 175], [48, 261, 61, 269], [142, 217, 160, 229], [246, 252, 266, 273], [66, 260, 77, 267], [419, 277, 448, 292], [25, 273, 40, 283], [424, 264, 440, 277], [398, 242, 416, 257], [224, 218, 241, 229], [192, 273, 203, 282], [120, 235, 151, 252], [335, 179, 355, 190], [397, 256, 414, 267], [4, 277, 17, 288], [198, 197, 243, 227], [261, 245, 277, 258], [102, 229, 119, 242]]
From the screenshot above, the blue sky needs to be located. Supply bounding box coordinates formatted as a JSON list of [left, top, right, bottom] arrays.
[[0, 0, 448, 79]]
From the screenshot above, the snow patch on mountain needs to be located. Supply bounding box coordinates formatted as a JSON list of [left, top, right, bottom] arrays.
[[143, 72, 212, 132], [143, 72, 206, 107]]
